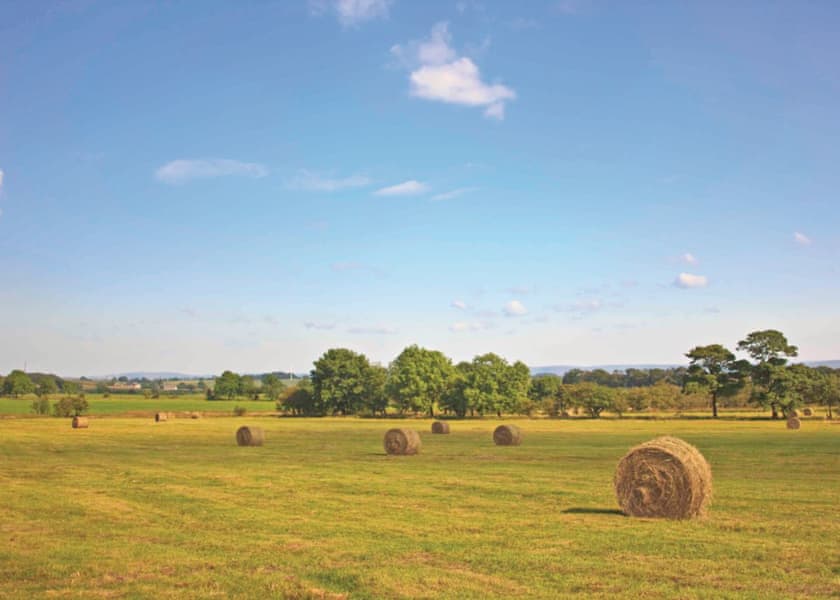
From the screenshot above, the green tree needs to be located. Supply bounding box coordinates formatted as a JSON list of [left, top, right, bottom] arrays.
[[262, 374, 284, 402], [3, 370, 35, 397], [239, 376, 259, 400], [364, 364, 389, 416], [311, 348, 373, 415], [684, 344, 743, 418], [53, 395, 89, 417], [528, 374, 563, 416], [809, 368, 839, 418], [386, 345, 454, 416], [278, 380, 318, 415], [737, 330, 799, 418], [440, 362, 471, 418], [565, 382, 615, 418], [36, 375, 59, 398], [499, 360, 531, 416], [214, 370, 241, 401]]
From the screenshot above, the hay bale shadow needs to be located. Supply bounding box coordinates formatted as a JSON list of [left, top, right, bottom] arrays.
[[562, 507, 625, 516]]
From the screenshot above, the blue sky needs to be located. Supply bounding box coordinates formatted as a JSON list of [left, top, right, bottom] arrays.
[[1, 0, 838, 376]]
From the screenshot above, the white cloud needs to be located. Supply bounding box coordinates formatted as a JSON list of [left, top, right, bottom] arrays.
[[451, 299, 467, 310], [155, 159, 268, 184], [410, 58, 516, 115], [793, 231, 812, 246], [674, 273, 709, 289], [395, 22, 516, 120], [503, 300, 528, 316], [0, 169, 4, 191], [431, 187, 477, 201], [304, 321, 336, 330], [374, 180, 429, 196], [310, 0, 391, 26], [681, 252, 698, 265], [286, 169, 371, 192]]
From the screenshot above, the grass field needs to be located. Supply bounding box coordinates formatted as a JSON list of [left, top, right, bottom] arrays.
[[0, 394, 276, 416], [1, 417, 838, 599]]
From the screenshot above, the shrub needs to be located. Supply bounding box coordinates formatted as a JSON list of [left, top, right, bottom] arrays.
[[53, 395, 90, 418], [233, 405, 247, 417], [31, 397, 51, 415]]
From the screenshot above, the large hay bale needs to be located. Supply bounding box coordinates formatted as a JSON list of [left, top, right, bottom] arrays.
[[493, 424, 522, 446], [787, 417, 801, 430], [431, 421, 450, 434], [384, 428, 421, 455], [802, 408, 813, 417], [71, 416, 89, 429], [155, 412, 168, 422], [614, 436, 712, 519], [236, 426, 265, 446]]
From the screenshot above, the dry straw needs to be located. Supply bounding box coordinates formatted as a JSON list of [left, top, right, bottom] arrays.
[[72, 416, 89, 429], [614, 436, 712, 519], [787, 417, 801, 430], [155, 412, 168, 422], [236, 426, 265, 446], [384, 428, 421, 455], [431, 421, 450, 434], [802, 408, 813, 417], [493, 424, 522, 446]]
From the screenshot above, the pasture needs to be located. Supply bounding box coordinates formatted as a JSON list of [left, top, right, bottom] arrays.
[[0, 417, 837, 598]]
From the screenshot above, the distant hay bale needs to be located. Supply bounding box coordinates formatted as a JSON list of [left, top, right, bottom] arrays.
[[614, 436, 712, 519], [787, 417, 801, 430], [71, 416, 89, 429], [560, 411, 571, 418], [236, 426, 265, 446], [789, 410, 799, 418], [384, 428, 421, 455], [431, 421, 450, 434], [493, 424, 522, 446], [155, 412, 168, 422], [190, 412, 201, 419], [803, 408, 813, 417]]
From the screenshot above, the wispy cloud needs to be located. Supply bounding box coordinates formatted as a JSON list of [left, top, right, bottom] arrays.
[[304, 321, 336, 330], [347, 325, 397, 335], [155, 159, 268, 184], [793, 231, 812, 246], [374, 180, 429, 196], [392, 22, 516, 120], [503, 300, 528, 317], [431, 187, 477, 201], [0, 168, 4, 192], [286, 169, 371, 192], [310, 0, 391, 26], [451, 299, 467, 310], [674, 273, 709, 289], [680, 252, 698, 265]]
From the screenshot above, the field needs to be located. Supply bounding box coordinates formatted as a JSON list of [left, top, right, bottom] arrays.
[[0, 394, 276, 417], [1, 417, 838, 599]]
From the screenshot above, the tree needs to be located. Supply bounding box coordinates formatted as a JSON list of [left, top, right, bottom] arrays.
[[278, 380, 318, 416], [440, 362, 471, 418], [53, 395, 89, 417], [684, 344, 743, 418], [262, 374, 284, 402], [364, 364, 389, 416], [239, 376, 259, 400], [499, 360, 531, 416], [809, 368, 839, 419], [3, 370, 35, 397], [36, 376, 59, 398], [528, 374, 563, 416], [214, 370, 241, 401], [311, 348, 374, 415], [737, 330, 799, 418], [386, 345, 454, 416], [565, 382, 615, 418]]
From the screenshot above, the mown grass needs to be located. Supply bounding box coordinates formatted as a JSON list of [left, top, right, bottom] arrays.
[[0, 394, 275, 416], [0, 417, 838, 599]]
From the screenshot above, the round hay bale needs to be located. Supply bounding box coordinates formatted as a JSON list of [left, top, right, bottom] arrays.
[[155, 412, 168, 422], [786, 416, 801, 430], [559, 411, 571, 418], [236, 426, 265, 446], [383, 428, 421, 455], [71, 416, 89, 429], [614, 436, 712, 519], [190, 412, 201, 419], [493, 424, 522, 446], [802, 408, 813, 417], [431, 421, 450, 434], [788, 409, 799, 418]]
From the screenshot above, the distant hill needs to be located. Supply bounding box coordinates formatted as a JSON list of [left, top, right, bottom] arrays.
[[531, 360, 839, 376], [93, 372, 215, 381]]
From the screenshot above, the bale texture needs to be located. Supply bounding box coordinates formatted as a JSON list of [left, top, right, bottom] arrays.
[[803, 408, 813, 417], [72, 416, 89, 429], [493, 424, 522, 446], [155, 412, 168, 422], [236, 426, 265, 446], [431, 421, 450, 434], [787, 417, 801, 430], [614, 436, 712, 519], [384, 428, 421, 455]]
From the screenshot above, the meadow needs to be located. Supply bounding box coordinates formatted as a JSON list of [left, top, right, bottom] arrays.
[[0, 416, 838, 599]]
